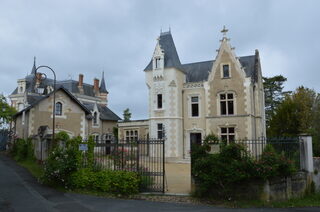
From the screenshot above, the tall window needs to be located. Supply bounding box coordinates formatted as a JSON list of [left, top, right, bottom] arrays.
[[191, 96, 199, 117], [125, 130, 138, 141], [220, 93, 234, 115], [221, 127, 235, 142], [55, 102, 62, 116], [155, 58, 161, 69], [222, 64, 230, 78], [157, 94, 163, 109], [93, 112, 98, 125], [157, 123, 164, 139]]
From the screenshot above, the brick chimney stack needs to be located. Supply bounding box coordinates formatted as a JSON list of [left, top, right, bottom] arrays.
[[94, 78, 99, 94], [78, 74, 84, 87]]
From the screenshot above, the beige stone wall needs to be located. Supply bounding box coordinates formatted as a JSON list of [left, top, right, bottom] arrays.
[[118, 120, 149, 140], [88, 119, 117, 138], [30, 91, 85, 137]]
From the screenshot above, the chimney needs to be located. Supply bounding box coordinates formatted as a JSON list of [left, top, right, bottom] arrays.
[[78, 74, 84, 87], [94, 78, 99, 94]]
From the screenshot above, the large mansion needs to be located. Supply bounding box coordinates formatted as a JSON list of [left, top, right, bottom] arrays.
[[118, 28, 266, 161]]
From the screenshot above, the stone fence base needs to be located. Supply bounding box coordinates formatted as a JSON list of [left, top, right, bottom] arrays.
[[313, 157, 320, 192], [262, 172, 313, 201]]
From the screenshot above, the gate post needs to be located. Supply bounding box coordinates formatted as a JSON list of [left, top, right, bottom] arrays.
[[299, 134, 314, 172]]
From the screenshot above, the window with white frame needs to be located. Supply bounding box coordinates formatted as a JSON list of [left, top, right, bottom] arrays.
[[157, 123, 164, 139], [55, 102, 62, 116], [220, 127, 235, 142], [220, 93, 234, 115], [191, 96, 199, 117], [222, 64, 230, 78], [157, 94, 163, 109], [125, 130, 138, 141]]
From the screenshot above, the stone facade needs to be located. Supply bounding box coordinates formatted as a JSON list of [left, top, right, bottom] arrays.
[[119, 28, 266, 161], [10, 61, 120, 140]]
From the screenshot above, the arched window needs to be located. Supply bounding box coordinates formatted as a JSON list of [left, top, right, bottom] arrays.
[[93, 112, 98, 125], [55, 102, 62, 116]]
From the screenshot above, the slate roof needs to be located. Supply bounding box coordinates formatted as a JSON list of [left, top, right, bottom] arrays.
[[14, 86, 91, 117], [183, 55, 256, 83], [99, 72, 108, 93], [144, 31, 182, 71], [82, 102, 121, 121], [144, 31, 258, 83]]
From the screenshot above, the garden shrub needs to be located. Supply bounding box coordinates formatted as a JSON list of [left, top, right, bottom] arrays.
[[11, 138, 35, 161], [41, 147, 81, 187], [192, 142, 297, 199], [69, 169, 140, 196]]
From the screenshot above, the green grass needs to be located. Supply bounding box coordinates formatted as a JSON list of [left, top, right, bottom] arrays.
[[199, 193, 320, 208], [17, 159, 44, 179]]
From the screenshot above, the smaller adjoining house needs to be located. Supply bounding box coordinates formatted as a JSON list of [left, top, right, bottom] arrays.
[[10, 58, 121, 145]]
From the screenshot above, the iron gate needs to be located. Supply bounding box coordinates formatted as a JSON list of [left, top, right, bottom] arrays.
[[93, 139, 165, 193]]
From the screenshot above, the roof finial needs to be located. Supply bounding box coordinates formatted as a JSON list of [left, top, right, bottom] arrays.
[[221, 25, 228, 37], [169, 25, 171, 32]]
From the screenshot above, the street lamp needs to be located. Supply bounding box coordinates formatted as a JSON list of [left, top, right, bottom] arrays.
[[35, 65, 56, 142]]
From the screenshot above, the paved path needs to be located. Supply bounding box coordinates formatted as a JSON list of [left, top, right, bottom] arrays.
[[0, 153, 319, 212]]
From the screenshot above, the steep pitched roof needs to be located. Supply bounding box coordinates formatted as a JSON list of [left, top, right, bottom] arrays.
[[183, 55, 256, 83], [14, 86, 91, 117], [82, 102, 121, 121], [144, 31, 181, 71], [99, 71, 108, 93]]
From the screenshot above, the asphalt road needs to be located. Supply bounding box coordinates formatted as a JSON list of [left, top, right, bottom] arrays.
[[0, 153, 319, 212]]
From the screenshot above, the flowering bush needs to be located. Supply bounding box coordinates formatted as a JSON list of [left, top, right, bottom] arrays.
[[41, 147, 81, 187]]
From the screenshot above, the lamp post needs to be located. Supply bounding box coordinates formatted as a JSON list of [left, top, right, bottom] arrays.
[[35, 65, 56, 142]]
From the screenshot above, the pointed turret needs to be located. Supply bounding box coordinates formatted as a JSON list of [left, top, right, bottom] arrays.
[[144, 31, 181, 71], [31, 56, 36, 75], [99, 71, 108, 93]]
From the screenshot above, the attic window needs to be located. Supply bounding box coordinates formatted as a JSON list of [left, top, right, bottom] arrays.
[[93, 112, 98, 125], [19, 87, 23, 93], [155, 58, 161, 69], [222, 64, 230, 78], [55, 102, 62, 116]]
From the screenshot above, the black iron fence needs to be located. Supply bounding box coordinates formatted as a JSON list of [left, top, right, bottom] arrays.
[[89, 139, 165, 193], [206, 138, 301, 170]]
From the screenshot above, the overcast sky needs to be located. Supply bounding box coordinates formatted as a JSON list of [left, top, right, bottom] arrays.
[[1, 0, 319, 119]]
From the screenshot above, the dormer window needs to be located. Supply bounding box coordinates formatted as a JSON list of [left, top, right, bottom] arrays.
[[19, 87, 23, 93], [155, 57, 161, 69], [222, 64, 230, 78], [93, 112, 98, 125]]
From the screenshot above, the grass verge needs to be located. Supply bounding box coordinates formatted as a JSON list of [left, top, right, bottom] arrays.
[[17, 159, 44, 179]]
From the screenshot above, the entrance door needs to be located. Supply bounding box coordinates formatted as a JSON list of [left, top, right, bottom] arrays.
[[190, 133, 202, 145]]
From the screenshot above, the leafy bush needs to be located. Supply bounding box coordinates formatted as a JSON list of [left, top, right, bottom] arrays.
[[192, 143, 297, 199], [41, 147, 81, 187], [11, 138, 35, 161], [255, 144, 296, 179], [69, 169, 140, 196]]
